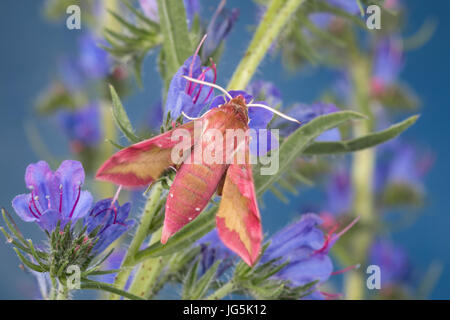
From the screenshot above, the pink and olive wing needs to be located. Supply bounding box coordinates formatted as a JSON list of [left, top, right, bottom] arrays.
[[216, 161, 262, 266], [96, 121, 195, 187]]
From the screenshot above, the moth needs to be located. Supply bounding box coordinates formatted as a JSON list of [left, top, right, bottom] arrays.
[[96, 77, 299, 266]]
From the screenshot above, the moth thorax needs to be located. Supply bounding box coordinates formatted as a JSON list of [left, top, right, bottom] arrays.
[[229, 95, 249, 123]]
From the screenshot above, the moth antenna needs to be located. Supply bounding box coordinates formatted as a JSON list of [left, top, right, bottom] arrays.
[[182, 75, 233, 100], [181, 111, 201, 121], [247, 103, 302, 124]]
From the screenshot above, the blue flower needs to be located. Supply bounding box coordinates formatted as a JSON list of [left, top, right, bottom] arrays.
[[84, 199, 134, 254], [371, 37, 403, 94], [165, 55, 216, 120], [369, 239, 411, 287], [58, 103, 102, 152], [275, 102, 341, 140], [202, 5, 239, 60], [324, 166, 353, 216], [196, 229, 235, 276], [78, 33, 110, 80], [308, 0, 360, 29], [139, 0, 199, 29], [209, 90, 277, 155], [12, 160, 93, 232], [246, 80, 282, 108], [261, 213, 358, 292], [375, 140, 432, 194]]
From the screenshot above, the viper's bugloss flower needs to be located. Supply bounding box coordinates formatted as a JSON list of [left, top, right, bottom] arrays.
[[261, 214, 358, 292], [371, 37, 403, 94], [202, 4, 239, 60], [196, 229, 235, 276], [139, 0, 199, 29], [84, 199, 134, 254], [78, 33, 110, 80], [324, 166, 353, 216], [165, 55, 216, 120], [58, 103, 102, 152], [275, 102, 341, 140], [376, 141, 432, 194], [59, 33, 110, 91], [209, 90, 277, 155], [246, 80, 282, 109], [12, 160, 93, 232], [309, 0, 360, 29], [369, 239, 411, 287]]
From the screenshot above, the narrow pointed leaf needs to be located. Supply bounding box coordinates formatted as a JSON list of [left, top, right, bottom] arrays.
[[303, 115, 419, 155], [109, 84, 141, 143]]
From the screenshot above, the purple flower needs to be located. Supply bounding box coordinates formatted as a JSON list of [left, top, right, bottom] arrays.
[[196, 229, 235, 276], [78, 33, 110, 80], [275, 102, 341, 140], [324, 166, 353, 216], [261, 213, 358, 295], [209, 90, 277, 155], [375, 141, 432, 193], [369, 239, 411, 286], [371, 37, 403, 94], [12, 160, 93, 232], [202, 5, 239, 60], [139, 0, 199, 29], [84, 199, 134, 254], [165, 55, 216, 120], [58, 103, 102, 152], [246, 80, 282, 108], [308, 0, 360, 29]]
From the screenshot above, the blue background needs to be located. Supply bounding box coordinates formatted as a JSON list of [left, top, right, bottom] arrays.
[[0, 0, 449, 299]]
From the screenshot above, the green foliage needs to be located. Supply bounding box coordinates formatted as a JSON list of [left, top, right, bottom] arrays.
[[157, 0, 193, 91], [109, 84, 142, 143], [303, 115, 418, 155], [103, 1, 162, 86]]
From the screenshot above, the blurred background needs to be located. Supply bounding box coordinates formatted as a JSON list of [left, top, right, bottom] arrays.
[[0, 0, 449, 299]]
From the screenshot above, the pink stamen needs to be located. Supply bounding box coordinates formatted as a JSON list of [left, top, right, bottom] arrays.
[[203, 59, 218, 103], [186, 34, 208, 94], [30, 190, 42, 216], [332, 216, 360, 241], [69, 184, 82, 218], [28, 201, 40, 219], [192, 59, 218, 104], [59, 185, 63, 213], [319, 291, 343, 300], [331, 264, 361, 276]]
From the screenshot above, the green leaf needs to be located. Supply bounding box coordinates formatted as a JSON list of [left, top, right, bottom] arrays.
[[157, 0, 193, 89], [109, 84, 141, 143], [302, 115, 419, 155], [190, 261, 221, 299], [134, 207, 217, 262], [182, 260, 199, 299], [254, 111, 365, 196], [81, 280, 145, 300]]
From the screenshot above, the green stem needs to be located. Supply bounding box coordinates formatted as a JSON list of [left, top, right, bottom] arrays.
[[49, 275, 58, 300], [345, 56, 376, 300], [109, 182, 163, 299], [227, 0, 304, 90], [56, 281, 69, 300], [206, 281, 235, 300], [128, 227, 166, 298]]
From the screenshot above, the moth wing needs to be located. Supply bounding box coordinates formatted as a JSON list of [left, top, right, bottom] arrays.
[[216, 152, 262, 266], [96, 121, 195, 187]]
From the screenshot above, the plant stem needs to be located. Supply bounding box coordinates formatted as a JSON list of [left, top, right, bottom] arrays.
[[227, 0, 304, 90], [206, 281, 235, 300], [128, 227, 166, 298], [345, 56, 376, 300], [56, 281, 69, 300], [109, 182, 163, 299]]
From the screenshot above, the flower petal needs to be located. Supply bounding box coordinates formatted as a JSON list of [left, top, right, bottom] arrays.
[[12, 194, 37, 222]]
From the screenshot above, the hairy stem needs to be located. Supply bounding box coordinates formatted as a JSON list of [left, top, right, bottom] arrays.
[[128, 227, 166, 298], [206, 280, 235, 300], [227, 0, 304, 90], [345, 56, 376, 300], [109, 182, 163, 299]]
